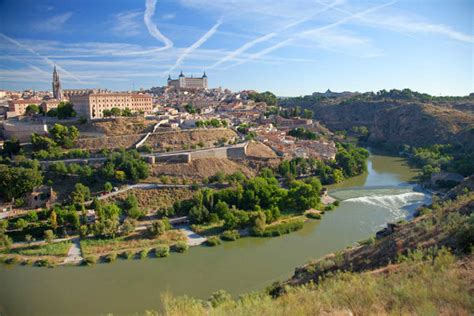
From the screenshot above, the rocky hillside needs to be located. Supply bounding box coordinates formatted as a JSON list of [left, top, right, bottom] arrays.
[[313, 100, 474, 148], [276, 186, 473, 293]]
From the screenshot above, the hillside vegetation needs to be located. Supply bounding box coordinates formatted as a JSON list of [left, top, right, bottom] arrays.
[[280, 89, 474, 149], [144, 181, 474, 316]]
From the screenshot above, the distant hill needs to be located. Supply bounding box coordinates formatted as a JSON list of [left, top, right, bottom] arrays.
[[279, 89, 474, 149]]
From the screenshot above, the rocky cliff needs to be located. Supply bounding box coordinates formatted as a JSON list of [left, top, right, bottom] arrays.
[[312, 100, 474, 148]]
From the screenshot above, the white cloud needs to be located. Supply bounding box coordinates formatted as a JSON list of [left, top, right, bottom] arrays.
[[143, 0, 173, 50], [161, 13, 175, 20], [112, 10, 142, 37], [37, 12, 73, 32]]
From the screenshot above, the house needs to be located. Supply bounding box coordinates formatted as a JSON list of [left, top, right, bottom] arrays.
[[26, 186, 57, 209]]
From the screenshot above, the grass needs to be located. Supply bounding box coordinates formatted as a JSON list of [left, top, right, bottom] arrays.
[[80, 230, 185, 256], [150, 250, 473, 316], [10, 241, 71, 257], [205, 236, 221, 247], [220, 230, 240, 241], [191, 221, 225, 236], [254, 218, 305, 237]]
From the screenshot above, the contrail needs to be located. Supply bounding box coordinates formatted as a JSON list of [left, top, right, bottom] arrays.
[[230, 1, 396, 67], [144, 0, 173, 49], [167, 18, 222, 74], [0, 33, 83, 83], [207, 0, 343, 69]]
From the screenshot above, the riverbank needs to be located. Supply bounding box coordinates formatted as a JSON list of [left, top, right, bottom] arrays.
[[0, 152, 430, 315]]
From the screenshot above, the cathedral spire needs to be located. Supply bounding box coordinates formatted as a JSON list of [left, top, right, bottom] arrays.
[[52, 66, 62, 100]]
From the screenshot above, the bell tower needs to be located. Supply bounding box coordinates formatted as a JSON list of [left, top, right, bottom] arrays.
[[52, 66, 63, 100]]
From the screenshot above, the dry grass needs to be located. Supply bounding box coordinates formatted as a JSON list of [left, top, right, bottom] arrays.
[[149, 252, 473, 316], [106, 187, 195, 213], [151, 158, 255, 180], [80, 230, 185, 256]]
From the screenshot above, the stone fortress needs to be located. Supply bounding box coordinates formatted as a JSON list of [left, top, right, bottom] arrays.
[[167, 71, 208, 90]]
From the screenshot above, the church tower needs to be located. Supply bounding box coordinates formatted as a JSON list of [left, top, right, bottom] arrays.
[[52, 66, 63, 100]]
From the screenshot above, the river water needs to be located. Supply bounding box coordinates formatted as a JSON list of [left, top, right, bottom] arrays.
[[0, 151, 431, 316]]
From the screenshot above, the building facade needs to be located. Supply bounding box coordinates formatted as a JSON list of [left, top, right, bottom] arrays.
[[69, 93, 153, 120], [7, 99, 41, 117], [168, 71, 208, 90]]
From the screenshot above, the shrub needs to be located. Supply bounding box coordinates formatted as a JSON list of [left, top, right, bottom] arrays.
[[139, 249, 149, 259], [122, 251, 135, 260], [325, 204, 336, 211], [104, 253, 117, 263], [254, 219, 304, 237], [155, 245, 170, 258], [84, 256, 98, 265], [333, 200, 340, 206], [174, 241, 189, 253], [4, 257, 19, 265], [220, 230, 240, 241], [306, 212, 322, 220], [206, 236, 221, 247], [34, 259, 51, 267]]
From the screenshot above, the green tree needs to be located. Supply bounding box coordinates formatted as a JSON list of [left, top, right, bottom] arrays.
[[25, 104, 40, 115], [147, 220, 167, 238], [0, 221, 12, 249], [49, 124, 79, 148], [71, 183, 91, 207], [110, 107, 121, 116], [50, 210, 58, 230], [43, 229, 56, 243], [31, 133, 57, 150], [122, 107, 132, 116], [0, 164, 43, 201], [56, 102, 76, 119], [3, 138, 21, 156], [123, 194, 144, 219], [104, 182, 113, 193], [120, 218, 137, 235]]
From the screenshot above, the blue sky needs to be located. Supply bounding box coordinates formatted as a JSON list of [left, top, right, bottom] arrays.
[[0, 0, 472, 96]]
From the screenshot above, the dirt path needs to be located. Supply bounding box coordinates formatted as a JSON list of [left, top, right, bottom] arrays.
[[64, 238, 83, 264]]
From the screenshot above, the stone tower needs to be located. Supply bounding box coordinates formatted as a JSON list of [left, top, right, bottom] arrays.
[[52, 66, 62, 100]]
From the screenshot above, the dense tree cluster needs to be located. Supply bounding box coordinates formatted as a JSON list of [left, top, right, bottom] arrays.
[[102, 150, 149, 182], [31, 123, 79, 150], [47, 102, 76, 119], [248, 91, 277, 106], [195, 119, 228, 128], [174, 170, 322, 231], [0, 163, 43, 201], [279, 106, 313, 119], [103, 107, 134, 117], [288, 127, 318, 140], [402, 144, 473, 181], [278, 143, 369, 184]]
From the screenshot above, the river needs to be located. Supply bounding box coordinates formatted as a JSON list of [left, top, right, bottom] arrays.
[[0, 151, 431, 316]]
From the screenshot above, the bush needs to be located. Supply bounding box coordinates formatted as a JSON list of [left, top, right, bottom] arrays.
[[4, 257, 19, 265], [220, 230, 240, 241], [306, 212, 322, 220], [139, 249, 149, 259], [155, 245, 170, 258], [121, 251, 135, 260], [253, 219, 304, 237], [325, 204, 336, 211], [174, 241, 189, 253], [104, 253, 117, 263], [206, 236, 222, 247], [34, 259, 51, 267], [84, 256, 98, 265]]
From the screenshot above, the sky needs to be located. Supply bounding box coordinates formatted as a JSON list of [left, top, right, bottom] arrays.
[[0, 0, 472, 96]]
